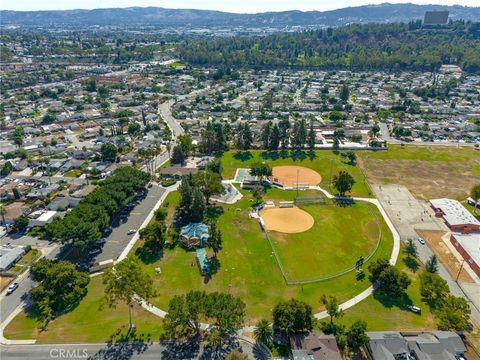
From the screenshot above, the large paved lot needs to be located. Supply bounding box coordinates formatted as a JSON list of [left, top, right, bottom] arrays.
[[95, 184, 166, 263]]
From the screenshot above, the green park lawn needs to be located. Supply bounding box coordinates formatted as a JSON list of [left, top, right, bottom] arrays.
[[220, 150, 372, 198], [340, 250, 436, 331], [63, 169, 82, 177], [269, 200, 387, 280], [141, 191, 393, 323], [4, 276, 164, 343]]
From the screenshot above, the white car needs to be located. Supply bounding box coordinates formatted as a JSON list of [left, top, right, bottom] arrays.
[[407, 305, 421, 314], [6, 282, 19, 295], [418, 237, 425, 245], [127, 229, 137, 235]]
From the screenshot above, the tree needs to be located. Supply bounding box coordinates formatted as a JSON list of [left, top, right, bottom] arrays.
[[339, 83, 350, 103], [346, 151, 357, 165], [470, 184, 480, 213], [251, 185, 264, 205], [13, 215, 29, 233], [420, 271, 449, 308], [204, 292, 246, 339], [269, 124, 280, 151], [254, 319, 273, 345], [332, 171, 355, 196], [85, 79, 97, 92], [207, 222, 223, 258], [194, 170, 224, 202], [368, 258, 391, 283], [377, 266, 411, 297], [1, 161, 13, 176], [250, 162, 272, 178], [308, 119, 316, 151], [425, 255, 438, 273], [128, 122, 141, 136], [103, 255, 156, 330], [164, 290, 205, 340], [436, 295, 470, 331], [273, 298, 313, 334], [332, 136, 340, 151], [190, 187, 206, 223], [30, 259, 89, 327], [0, 204, 6, 228], [260, 121, 272, 149], [320, 294, 344, 325], [404, 238, 418, 258], [171, 145, 185, 165], [348, 320, 369, 351], [101, 142, 118, 162], [139, 221, 166, 255], [178, 135, 193, 155]]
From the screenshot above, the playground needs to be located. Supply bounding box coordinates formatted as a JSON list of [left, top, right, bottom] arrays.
[[261, 206, 314, 233], [271, 165, 322, 188]]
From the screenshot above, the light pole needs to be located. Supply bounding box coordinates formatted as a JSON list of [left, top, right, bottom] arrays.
[[456, 258, 466, 282]]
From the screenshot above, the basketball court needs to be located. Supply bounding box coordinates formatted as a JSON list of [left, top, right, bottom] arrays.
[[261, 206, 314, 234], [271, 166, 322, 188]]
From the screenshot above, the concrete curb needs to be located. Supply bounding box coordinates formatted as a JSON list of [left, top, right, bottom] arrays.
[[0, 302, 36, 345]]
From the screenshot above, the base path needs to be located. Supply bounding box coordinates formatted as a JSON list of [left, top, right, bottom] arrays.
[[261, 206, 314, 233], [271, 166, 322, 187]]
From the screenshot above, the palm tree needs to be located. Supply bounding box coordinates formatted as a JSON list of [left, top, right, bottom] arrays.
[[253, 319, 273, 345]]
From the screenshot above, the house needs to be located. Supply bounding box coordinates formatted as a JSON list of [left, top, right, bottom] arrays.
[[179, 223, 209, 248], [47, 196, 81, 211], [0, 245, 25, 272], [26, 184, 60, 199], [430, 198, 480, 233], [289, 331, 342, 360], [158, 166, 198, 179], [366, 331, 466, 360]]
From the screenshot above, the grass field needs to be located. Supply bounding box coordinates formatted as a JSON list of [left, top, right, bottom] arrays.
[[359, 145, 480, 200], [4, 276, 164, 343], [141, 190, 393, 323], [220, 150, 372, 198], [340, 249, 436, 331], [269, 201, 383, 280]]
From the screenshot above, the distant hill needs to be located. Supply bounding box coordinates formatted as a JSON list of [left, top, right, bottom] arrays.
[[1, 3, 479, 27]]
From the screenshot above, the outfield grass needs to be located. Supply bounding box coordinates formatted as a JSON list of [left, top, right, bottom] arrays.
[[358, 145, 480, 199], [269, 201, 383, 280], [4, 276, 164, 343], [339, 250, 436, 331], [142, 190, 393, 323], [220, 150, 372, 198]]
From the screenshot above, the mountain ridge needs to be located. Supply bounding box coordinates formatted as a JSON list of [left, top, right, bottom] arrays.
[[1, 3, 479, 27]]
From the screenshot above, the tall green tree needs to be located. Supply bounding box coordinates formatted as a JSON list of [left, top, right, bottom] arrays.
[[273, 298, 313, 334], [332, 171, 355, 196], [436, 295, 471, 331], [102, 255, 156, 330], [425, 255, 438, 273], [308, 120, 316, 151], [347, 320, 369, 351], [470, 184, 480, 213], [171, 145, 185, 165], [320, 294, 344, 325], [101, 142, 118, 162], [404, 238, 418, 258], [207, 222, 223, 258]]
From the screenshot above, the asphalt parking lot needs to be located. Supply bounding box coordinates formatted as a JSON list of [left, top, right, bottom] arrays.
[[94, 184, 166, 264]]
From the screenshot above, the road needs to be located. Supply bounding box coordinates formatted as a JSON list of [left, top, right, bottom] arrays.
[[7, 174, 87, 186], [0, 338, 262, 360], [0, 243, 62, 324], [158, 100, 185, 138]]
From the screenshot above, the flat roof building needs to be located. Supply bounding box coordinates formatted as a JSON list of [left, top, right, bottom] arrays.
[[450, 232, 480, 278], [430, 198, 480, 233]]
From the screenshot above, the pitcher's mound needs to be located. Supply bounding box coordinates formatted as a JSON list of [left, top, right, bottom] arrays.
[[271, 166, 322, 187], [262, 207, 314, 234]]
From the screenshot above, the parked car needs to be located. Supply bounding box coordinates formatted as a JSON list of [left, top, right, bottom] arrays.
[[127, 229, 137, 235], [418, 237, 425, 245], [88, 248, 101, 256], [6, 282, 19, 295], [407, 305, 421, 314]]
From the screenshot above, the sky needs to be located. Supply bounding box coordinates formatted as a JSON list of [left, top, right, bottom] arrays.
[[1, 0, 478, 12]]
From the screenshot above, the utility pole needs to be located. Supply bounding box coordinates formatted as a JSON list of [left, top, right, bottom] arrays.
[[456, 258, 465, 282]]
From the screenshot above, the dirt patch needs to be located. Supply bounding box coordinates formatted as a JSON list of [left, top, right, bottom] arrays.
[[359, 158, 479, 200], [262, 206, 314, 234], [0, 275, 14, 292], [416, 230, 474, 283], [271, 166, 322, 187]]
